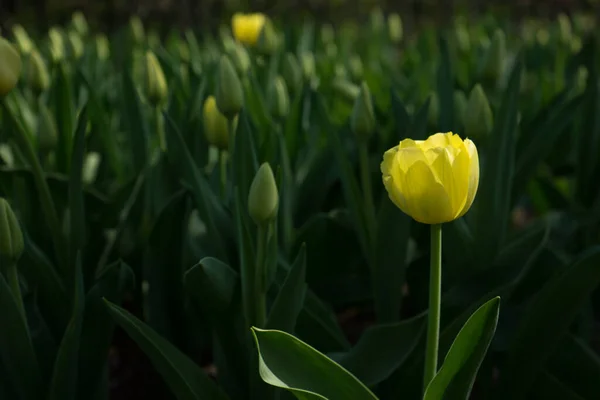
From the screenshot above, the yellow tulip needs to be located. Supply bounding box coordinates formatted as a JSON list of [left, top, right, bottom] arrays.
[[232, 13, 267, 46], [381, 132, 479, 224], [203, 96, 234, 151], [0, 37, 22, 96]]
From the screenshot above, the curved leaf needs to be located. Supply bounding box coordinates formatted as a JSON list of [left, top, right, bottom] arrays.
[[252, 328, 377, 400]]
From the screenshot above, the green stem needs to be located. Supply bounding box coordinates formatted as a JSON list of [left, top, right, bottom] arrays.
[[6, 263, 26, 320], [254, 224, 268, 328], [1, 100, 66, 272], [219, 150, 228, 200], [358, 142, 377, 250], [424, 223, 443, 392]]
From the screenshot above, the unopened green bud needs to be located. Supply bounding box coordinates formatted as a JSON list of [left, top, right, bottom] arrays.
[[68, 31, 84, 59], [71, 11, 89, 37], [49, 27, 65, 63], [558, 13, 572, 44], [203, 95, 236, 151], [95, 34, 110, 61], [12, 25, 33, 55], [575, 66, 588, 95], [321, 24, 335, 44], [370, 8, 385, 33], [536, 28, 550, 47], [282, 52, 303, 96], [483, 29, 506, 82], [215, 55, 243, 119], [453, 90, 468, 127], [130, 16, 145, 45], [300, 52, 316, 80], [37, 102, 58, 152], [26, 50, 50, 95], [570, 36, 582, 53], [248, 163, 279, 226], [464, 84, 493, 140], [351, 82, 376, 139], [144, 51, 168, 107], [227, 42, 250, 75], [348, 55, 363, 81], [0, 37, 22, 96], [0, 198, 24, 265], [83, 152, 101, 184], [454, 23, 471, 54], [268, 76, 290, 119], [256, 20, 279, 56], [388, 13, 403, 43]]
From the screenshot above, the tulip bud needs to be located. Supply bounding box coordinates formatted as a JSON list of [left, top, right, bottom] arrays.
[[370, 8, 385, 33], [464, 84, 493, 140], [282, 53, 303, 96], [454, 23, 471, 54], [268, 76, 290, 120], [536, 28, 550, 47], [321, 24, 335, 44], [256, 21, 279, 56], [231, 13, 267, 47], [71, 11, 89, 37], [300, 52, 316, 80], [37, 102, 58, 152], [130, 16, 145, 45], [558, 13, 572, 44], [95, 34, 110, 61], [215, 55, 243, 119], [26, 50, 50, 95], [348, 55, 363, 82], [68, 31, 84, 59], [203, 96, 235, 151], [453, 90, 468, 127], [351, 82, 376, 140], [388, 13, 403, 43], [12, 25, 33, 55], [0, 37, 22, 96], [482, 29, 506, 82], [248, 163, 279, 226], [227, 42, 250, 75], [144, 51, 168, 107], [49, 27, 65, 63], [83, 152, 101, 184], [0, 198, 24, 265]]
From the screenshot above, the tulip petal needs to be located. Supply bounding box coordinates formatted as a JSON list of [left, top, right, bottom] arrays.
[[402, 160, 454, 224], [430, 148, 462, 213], [382, 147, 410, 212], [450, 142, 471, 218], [457, 139, 480, 217], [397, 146, 427, 172]]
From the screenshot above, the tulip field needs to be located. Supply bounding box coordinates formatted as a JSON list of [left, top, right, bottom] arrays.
[[1, 7, 600, 399]]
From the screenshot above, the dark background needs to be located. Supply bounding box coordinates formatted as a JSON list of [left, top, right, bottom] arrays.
[[0, 0, 597, 34]]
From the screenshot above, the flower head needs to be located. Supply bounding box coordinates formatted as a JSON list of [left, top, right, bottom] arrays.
[[381, 132, 479, 224], [232, 13, 267, 46]]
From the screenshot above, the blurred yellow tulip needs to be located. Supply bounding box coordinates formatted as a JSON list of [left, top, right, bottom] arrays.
[[232, 13, 267, 46], [203, 96, 234, 151], [381, 132, 479, 224], [0, 37, 22, 96]]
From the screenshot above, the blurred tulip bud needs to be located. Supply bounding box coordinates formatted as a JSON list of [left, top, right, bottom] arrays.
[[453, 90, 468, 127], [536, 28, 550, 46], [49, 27, 65, 63], [215, 55, 243, 119], [130, 16, 145, 45], [268, 76, 290, 119], [83, 152, 101, 184], [144, 51, 168, 107], [248, 163, 279, 226], [282, 52, 303, 96], [558, 13, 572, 44], [351, 82, 376, 140], [37, 102, 58, 152], [370, 8, 385, 33], [228, 42, 250, 75], [12, 25, 34, 55], [71, 11, 89, 37], [26, 49, 50, 95], [464, 84, 493, 140], [95, 34, 110, 61], [483, 29, 506, 82], [427, 91, 439, 128], [570, 36, 582, 53], [454, 23, 471, 54], [0, 198, 24, 265], [203, 95, 235, 151], [232, 13, 266, 47], [575, 66, 588, 95], [388, 13, 403, 43], [0, 37, 22, 96], [321, 24, 335, 44], [256, 20, 279, 56], [68, 31, 84, 59], [300, 52, 316, 80], [348, 55, 363, 81]]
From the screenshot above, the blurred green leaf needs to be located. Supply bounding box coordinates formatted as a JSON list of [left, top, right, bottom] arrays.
[[50, 63, 75, 174], [121, 72, 149, 174], [437, 36, 455, 131]]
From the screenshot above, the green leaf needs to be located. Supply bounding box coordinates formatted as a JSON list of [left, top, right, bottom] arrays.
[[0, 273, 42, 400], [267, 244, 307, 332], [105, 301, 229, 400], [47, 255, 85, 400], [500, 247, 600, 399], [78, 261, 134, 399], [473, 55, 522, 262], [424, 296, 500, 400], [374, 195, 411, 322], [50, 62, 75, 174], [121, 71, 149, 173], [231, 110, 259, 212], [68, 105, 88, 273], [234, 186, 257, 327], [252, 328, 378, 400], [335, 313, 425, 386]]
